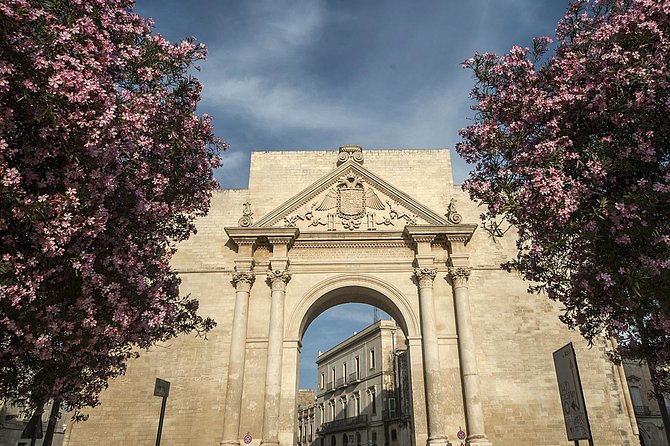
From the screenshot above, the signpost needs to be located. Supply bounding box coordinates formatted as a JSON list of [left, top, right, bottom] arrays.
[[553, 343, 594, 446], [154, 378, 170, 446]]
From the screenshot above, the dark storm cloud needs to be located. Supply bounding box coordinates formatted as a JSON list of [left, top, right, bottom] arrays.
[[135, 0, 570, 187]]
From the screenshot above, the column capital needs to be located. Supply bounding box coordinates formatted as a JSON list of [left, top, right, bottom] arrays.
[[448, 266, 471, 287], [232, 269, 255, 292], [267, 269, 291, 291], [414, 267, 437, 288]]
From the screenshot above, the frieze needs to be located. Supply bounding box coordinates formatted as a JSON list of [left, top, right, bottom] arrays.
[[289, 245, 414, 260]]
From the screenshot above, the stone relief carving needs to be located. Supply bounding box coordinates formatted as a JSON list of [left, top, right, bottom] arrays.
[[267, 269, 291, 291], [414, 267, 437, 287], [337, 144, 364, 165], [232, 269, 255, 291], [280, 180, 419, 231], [445, 198, 463, 225], [238, 201, 253, 227], [448, 266, 471, 287]]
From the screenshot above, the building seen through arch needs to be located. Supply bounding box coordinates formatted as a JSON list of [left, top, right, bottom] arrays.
[[65, 146, 641, 446], [298, 318, 411, 446]]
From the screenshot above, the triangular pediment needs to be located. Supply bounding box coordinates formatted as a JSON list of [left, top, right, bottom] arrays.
[[254, 160, 450, 232]]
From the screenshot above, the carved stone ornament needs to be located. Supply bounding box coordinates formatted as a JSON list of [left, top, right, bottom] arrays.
[[445, 198, 462, 225], [313, 171, 385, 230], [337, 145, 364, 165], [448, 266, 471, 287], [232, 269, 255, 291], [414, 267, 437, 287], [267, 269, 292, 291], [238, 202, 253, 227]]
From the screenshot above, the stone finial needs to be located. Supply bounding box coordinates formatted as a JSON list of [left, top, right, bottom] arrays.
[[445, 198, 463, 224], [238, 202, 253, 227], [337, 145, 364, 165]]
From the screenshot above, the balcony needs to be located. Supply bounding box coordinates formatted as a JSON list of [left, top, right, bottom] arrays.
[[634, 405, 652, 416], [337, 377, 346, 388], [348, 373, 360, 384], [319, 415, 368, 434]]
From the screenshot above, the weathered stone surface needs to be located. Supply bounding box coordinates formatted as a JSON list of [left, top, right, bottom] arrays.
[[65, 148, 639, 446]]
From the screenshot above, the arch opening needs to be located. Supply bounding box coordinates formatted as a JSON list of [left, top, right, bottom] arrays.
[[292, 279, 418, 446]]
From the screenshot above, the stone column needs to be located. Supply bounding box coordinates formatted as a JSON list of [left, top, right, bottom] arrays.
[[449, 267, 492, 446], [261, 268, 291, 446], [221, 269, 256, 446], [415, 267, 449, 446]]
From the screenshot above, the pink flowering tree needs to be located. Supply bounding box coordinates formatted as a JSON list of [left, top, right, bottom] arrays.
[[457, 0, 670, 386], [0, 0, 223, 423]]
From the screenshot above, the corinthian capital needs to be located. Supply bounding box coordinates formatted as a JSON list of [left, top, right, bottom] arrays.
[[232, 269, 255, 292], [267, 269, 292, 291], [448, 266, 471, 287], [414, 267, 437, 288]]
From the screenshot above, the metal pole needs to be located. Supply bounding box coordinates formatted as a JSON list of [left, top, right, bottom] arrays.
[[156, 396, 167, 446]]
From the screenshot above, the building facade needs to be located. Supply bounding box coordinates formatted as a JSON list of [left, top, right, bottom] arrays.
[[624, 361, 669, 446], [65, 146, 641, 446], [0, 401, 66, 446], [311, 319, 411, 446]]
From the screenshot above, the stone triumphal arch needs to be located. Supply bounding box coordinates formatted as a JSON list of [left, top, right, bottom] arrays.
[[66, 147, 640, 446]]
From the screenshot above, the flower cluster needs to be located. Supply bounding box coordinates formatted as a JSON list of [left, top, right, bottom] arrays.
[[457, 0, 670, 386], [0, 0, 224, 415]]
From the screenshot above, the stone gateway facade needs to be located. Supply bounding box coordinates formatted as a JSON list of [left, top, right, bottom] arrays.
[[65, 147, 640, 446]]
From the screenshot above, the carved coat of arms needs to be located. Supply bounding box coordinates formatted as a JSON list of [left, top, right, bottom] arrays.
[[315, 172, 385, 229]]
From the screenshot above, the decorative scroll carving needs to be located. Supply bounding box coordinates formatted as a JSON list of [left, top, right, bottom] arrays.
[[232, 269, 255, 292], [445, 198, 463, 225], [238, 202, 253, 227], [414, 267, 437, 288], [448, 266, 471, 287], [337, 145, 364, 165], [267, 269, 292, 291]]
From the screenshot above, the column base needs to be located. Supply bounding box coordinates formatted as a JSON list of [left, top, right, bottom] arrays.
[[466, 434, 493, 446], [427, 435, 451, 446]]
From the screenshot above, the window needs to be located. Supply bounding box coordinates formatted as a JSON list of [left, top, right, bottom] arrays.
[[356, 432, 361, 446], [369, 349, 376, 369], [391, 429, 397, 441], [368, 387, 377, 414], [343, 362, 348, 385], [331, 367, 336, 388], [389, 397, 396, 417], [355, 356, 360, 379], [320, 373, 325, 389], [371, 431, 377, 446]]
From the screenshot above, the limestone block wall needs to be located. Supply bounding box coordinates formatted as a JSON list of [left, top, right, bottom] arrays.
[[64, 148, 639, 446]]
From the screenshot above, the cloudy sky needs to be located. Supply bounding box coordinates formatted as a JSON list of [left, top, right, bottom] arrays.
[[134, 0, 571, 389]]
